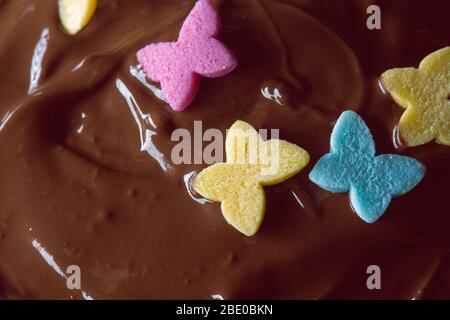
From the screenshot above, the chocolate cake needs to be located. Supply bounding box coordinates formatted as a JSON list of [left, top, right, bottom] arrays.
[[0, 0, 449, 299]]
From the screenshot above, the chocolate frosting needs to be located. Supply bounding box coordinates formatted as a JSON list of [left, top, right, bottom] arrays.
[[0, 0, 449, 299]]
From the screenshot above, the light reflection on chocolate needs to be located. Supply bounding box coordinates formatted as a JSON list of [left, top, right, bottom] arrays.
[[116, 78, 172, 172], [0, 0, 449, 299]]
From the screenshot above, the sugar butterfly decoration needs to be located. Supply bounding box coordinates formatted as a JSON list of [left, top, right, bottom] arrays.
[[137, 0, 237, 111], [309, 111, 426, 223], [194, 121, 310, 236], [381, 47, 450, 147]]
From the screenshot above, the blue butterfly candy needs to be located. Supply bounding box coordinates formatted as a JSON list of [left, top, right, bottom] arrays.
[[309, 110, 426, 223]]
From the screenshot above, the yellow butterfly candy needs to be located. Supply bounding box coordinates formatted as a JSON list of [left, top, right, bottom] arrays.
[[381, 47, 450, 147], [193, 121, 310, 236], [59, 0, 97, 35]]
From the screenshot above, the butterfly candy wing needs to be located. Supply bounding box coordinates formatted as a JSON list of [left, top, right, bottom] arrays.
[[350, 155, 425, 223], [258, 139, 310, 186], [330, 110, 376, 156], [194, 163, 234, 202], [179, 0, 237, 78], [381, 68, 418, 111], [382, 67, 437, 147], [179, 0, 221, 40], [137, 43, 200, 112], [137, 43, 174, 83], [160, 68, 200, 112], [309, 153, 352, 193], [310, 110, 375, 192], [225, 121, 263, 165], [221, 180, 265, 237], [59, 0, 97, 35], [374, 154, 425, 197], [193, 163, 264, 237], [191, 38, 238, 78], [349, 184, 391, 224]]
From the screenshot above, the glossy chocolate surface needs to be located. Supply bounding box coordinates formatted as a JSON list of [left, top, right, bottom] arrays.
[[0, 0, 449, 299]]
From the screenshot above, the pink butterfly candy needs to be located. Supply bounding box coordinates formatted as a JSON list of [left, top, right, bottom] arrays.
[[137, 0, 238, 112]]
